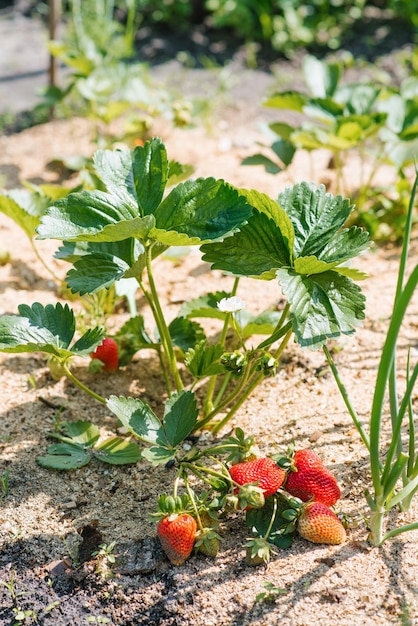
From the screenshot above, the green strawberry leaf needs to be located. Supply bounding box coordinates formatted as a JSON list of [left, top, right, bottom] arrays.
[[264, 91, 308, 112], [293, 255, 343, 275], [239, 189, 294, 249], [132, 138, 169, 215], [0, 189, 48, 239], [277, 268, 366, 349], [241, 154, 283, 174], [115, 315, 156, 365], [65, 253, 130, 295], [303, 55, 341, 98], [184, 341, 225, 378], [151, 178, 252, 244], [200, 210, 291, 278], [92, 148, 138, 206], [0, 303, 104, 358], [107, 396, 167, 446], [18, 302, 75, 348], [94, 437, 142, 464], [163, 390, 198, 448], [277, 182, 354, 259], [36, 443, 92, 470], [70, 327, 106, 356], [235, 310, 284, 338], [141, 446, 176, 466], [316, 225, 370, 265], [246, 495, 296, 549], [168, 317, 206, 352], [271, 139, 296, 167], [36, 190, 138, 241], [64, 420, 100, 446], [201, 189, 294, 277], [167, 160, 195, 186], [55, 238, 137, 266]]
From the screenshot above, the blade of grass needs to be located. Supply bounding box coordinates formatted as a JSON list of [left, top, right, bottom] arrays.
[[369, 264, 418, 497], [388, 171, 418, 462]]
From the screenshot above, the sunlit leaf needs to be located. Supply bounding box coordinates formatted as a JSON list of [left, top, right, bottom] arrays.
[[36, 443, 92, 470], [94, 437, 142, 464], [163, 390, 198, 447], [277, 268, 366, 349], [132, 138, 169, 215], [107, 396, 167, 446]]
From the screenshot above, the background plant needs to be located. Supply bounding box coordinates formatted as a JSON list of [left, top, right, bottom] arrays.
[[42, 0, 195, 146], [245, 54, 418, 240]]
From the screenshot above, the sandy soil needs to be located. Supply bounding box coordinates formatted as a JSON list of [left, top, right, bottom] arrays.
[[0, 72, 418, 626]]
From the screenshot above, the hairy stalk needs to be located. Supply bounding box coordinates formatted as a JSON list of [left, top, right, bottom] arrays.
[[196, 358, 255, 431], [263, 496, 278, 541], [30, 239, 62, 284], [184, 479, 204, 532], [203, 277, 240, 415], [211, 325, 294, 434], [62, 363, 106, 404], [141, 246, 183, 392]]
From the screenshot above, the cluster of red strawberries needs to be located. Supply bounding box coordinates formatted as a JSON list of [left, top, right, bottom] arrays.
[[157, 449, 346, 566]]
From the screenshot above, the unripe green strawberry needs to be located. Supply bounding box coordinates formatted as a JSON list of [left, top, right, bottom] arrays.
[[228, 457, 286, 499], [284, 449, 341, 507], [298, 502, 346, 545], [157, 513, 197, 565], [90, 337, 119, 372]]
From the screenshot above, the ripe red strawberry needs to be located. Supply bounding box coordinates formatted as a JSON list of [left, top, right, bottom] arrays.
[[284, 449, 341, 507], [298, 502, 346, 545], [157, 513, 197, 565], [228, 457, 286, 499], [90, 338, 119, 372]]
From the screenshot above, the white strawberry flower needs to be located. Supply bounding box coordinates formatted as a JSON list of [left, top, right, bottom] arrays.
[[217, 296, 246, 313]]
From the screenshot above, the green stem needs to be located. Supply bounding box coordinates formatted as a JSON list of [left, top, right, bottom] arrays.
[[62, 363, 106, 404], [368, 503, 385, 546], [181, 462, 232, 486], [263, 496, 278, 541], [380, 521, 418, 544], [195, 358, 255, 431], [138, 282, 172, 393], [213, 372, 232, 407], [203, 277, 240, 415], [211, 370, 263, 435], [212, 325, 294, 434], [142, 247, 183, 392], [323, 345, 370, 450], [30, 239, 62, 284], [184, 479, 204, 532]]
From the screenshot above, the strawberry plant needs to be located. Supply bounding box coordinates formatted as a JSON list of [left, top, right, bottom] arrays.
[[0, 137, 369, 449], [324, 172, 418, 545]]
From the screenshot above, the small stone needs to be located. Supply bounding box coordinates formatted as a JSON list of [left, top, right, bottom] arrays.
[[115, 537, 164, 575], [45, 559, 68, 577]]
